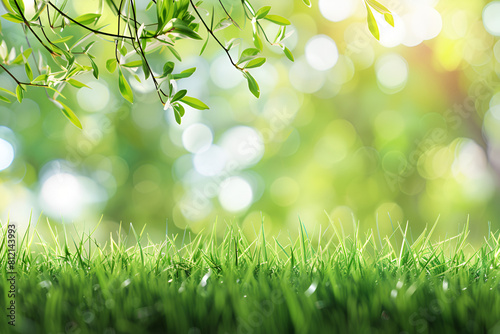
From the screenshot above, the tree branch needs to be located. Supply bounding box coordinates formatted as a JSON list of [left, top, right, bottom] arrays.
[[0, 64, 48, 87], [189, 0, 243, 71], [48, 1, 135, 40], [129, 0, 165, 104]]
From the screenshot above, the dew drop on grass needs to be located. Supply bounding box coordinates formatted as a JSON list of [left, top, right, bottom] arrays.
[[105, 299, 115, 309], [121, 279, 131, 289], [396, 280, 403, 289], [305, 281, 318, 297], [39, 280, 52, 289], [390, 289, 398, 298], [443, 280, 449, 291], [315, 301, 326, 309], [83, 311, 95, 324], [200, 270, 211, 288]]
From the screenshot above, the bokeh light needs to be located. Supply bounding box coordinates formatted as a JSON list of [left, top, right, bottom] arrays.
[[76, 81, 110, 112], [182, 123, 213, 154], [305, 35, 339, 71], [39, 171, 106, 220], [218, 177, 253, 212], [375, 53, 409, 93], [319, 0, 356, 22], [193, 145, 227, 176], [483, 1, 500, 36], [218, 126, 264, 169], [0, 138, 14, 171]]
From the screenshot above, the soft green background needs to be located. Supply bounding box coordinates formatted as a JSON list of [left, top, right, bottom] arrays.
[[1, 0, 499, 244]]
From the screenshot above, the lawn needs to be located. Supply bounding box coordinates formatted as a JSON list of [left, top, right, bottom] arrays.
[[2, 216, 500, 334]]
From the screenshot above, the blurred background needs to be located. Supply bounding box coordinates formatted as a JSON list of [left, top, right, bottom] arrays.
[[1, 0, 500, 244]]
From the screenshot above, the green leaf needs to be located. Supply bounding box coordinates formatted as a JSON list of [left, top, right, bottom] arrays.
[[106, 58, 117, 73], [0, 87, 16, 97], [226, 38, 239, 51], [74, 13, 101, 25], [172, 67, 196, 80], [0, 95, 11, 103], [56, 100, 83, 129], [243, 72, 260, 98], [245, 57, 266, 69], [171, 19, 202, 40], [264, 15, 290, 26], [15, 84, 24, 103], [51, 0, 69, 28], [118, 68, 134, 104], [1, 12, 23, 23], [67, 78, 90, 88], [1, 0, 14, 14], [255, 6, 271, 20], [243, 0, 256, 16], [366, 0, 391, 14], [253, 32, 263, 51], [237, 48, 260, 65], [384, 13, 395, 27], [9, 0, 24, 15], [24, 61, 33, 81], [173, 108, 181, 124], [199, 37, 209, 56], [82, 41, 96, 53], [168, 46, 182, 61], [171, 89, 187, 102], [52, 35, 73, 44], [46, 86, 67, 100], [89, 57, 99, 79], [173, 103, 185, 117], [283, 46, 294, 62], [214, 18, 232, 32], [365, 4, 380, 40], [31, 2, 47, 21], [122, 60, 143, 68], [60, 49, 75, 67], [119, 45, 127, 56], [302, 0, 311, 7], [162, 61, 175, 77], [180, 96, 209, 110], [33, 74, 48, 83], [141, 56, 150, 81], [11, 48, 32, 65]]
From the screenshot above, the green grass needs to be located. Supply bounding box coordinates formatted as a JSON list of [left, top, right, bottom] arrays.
[[2, 216, 500, 334]]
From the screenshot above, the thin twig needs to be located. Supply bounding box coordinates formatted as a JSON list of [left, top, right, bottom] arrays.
[[48, 2, 135, 40], [13, 0, 58, 56], [189, 0, 242, 71], [0, 64, 48, 87], [218, 0, 241, 30], [129, 0, 165, 104]]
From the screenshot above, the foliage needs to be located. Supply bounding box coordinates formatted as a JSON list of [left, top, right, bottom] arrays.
[[0, 0, 391, 127], [1, 217, 500, 333]]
